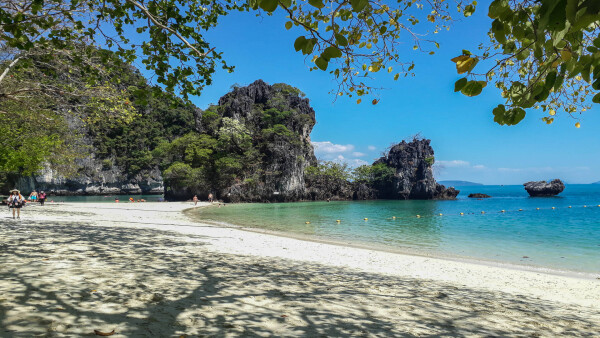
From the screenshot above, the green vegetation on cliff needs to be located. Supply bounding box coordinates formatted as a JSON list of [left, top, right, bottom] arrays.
[[155, 82, 314, 199]]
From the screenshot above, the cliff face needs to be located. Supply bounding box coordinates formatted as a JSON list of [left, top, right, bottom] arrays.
[[221, 81, 316, 202], [165, 80, 317, 202], [16, 110, 167, 195], [372, 139, 458, 200], [17, 160, 163, 195]]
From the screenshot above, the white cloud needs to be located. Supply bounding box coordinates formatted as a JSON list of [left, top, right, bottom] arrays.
[[348, 158, 369, 167], [436, 160, 471, 168], [472, 165, 486, 170], [367, 145, 377, 151], [312, 141, 354, 155], [352, 152, 366, 157]]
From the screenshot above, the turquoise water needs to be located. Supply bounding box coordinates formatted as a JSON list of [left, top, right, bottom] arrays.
[[42, 194, 163, 203], [193, 185, 600, 274]]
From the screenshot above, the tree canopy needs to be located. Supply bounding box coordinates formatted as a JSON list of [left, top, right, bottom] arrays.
[[1, 0, 599, 128], [452, 0, 600, 127]]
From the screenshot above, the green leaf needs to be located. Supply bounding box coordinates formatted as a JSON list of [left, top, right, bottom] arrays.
[[350, 0, 368, 12], [302, 38, 317, 55], [593, 78, 600, 91], [31, 0, 43, 14], [488, 0, 509, 19], [493, 105, 526, 125], [335, 34, 348, 47], [259, 0, 278, 12], [565, 0, 578, 24], [544, 71, 557, 90], [491, 20, 506, 44], [538, 0, 565, 31], [308, 0, 325, 9], [280, 0, 292, 8], [454, 77, 468, 92], [492, 104, 506, 124], [285, 21, 293, 30], [553, 74, 565, 91], [294, 36, 307, 52], [461, 80, 484, 97], [463, 4, 476, 17], [581, 63, 592, 83], [315, 57, 328, 71], [322, 46, 342, 60], [593, 92, 600, 104]]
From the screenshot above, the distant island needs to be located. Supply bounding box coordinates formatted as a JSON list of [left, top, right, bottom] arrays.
[[593, 181, 600, 184], [439, 180, 483, 187]]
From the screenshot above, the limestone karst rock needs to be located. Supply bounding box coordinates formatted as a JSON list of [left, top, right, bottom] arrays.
[[523, 179, 565, 197]]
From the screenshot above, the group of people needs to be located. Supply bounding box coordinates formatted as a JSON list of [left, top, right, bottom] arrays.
[[192, 193, 214, 206], [6, 189, 47, 219], [114, 197, 147, 203]]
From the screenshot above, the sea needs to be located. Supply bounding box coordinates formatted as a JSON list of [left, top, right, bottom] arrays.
[[191, 184, 600, 275]]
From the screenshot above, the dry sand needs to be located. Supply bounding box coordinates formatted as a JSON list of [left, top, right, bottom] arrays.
[[0, 202, 599, 337]]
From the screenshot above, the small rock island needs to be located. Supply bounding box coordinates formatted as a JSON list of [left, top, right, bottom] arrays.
[[523, 179, 565, 197], [468, 193, 491, 198]]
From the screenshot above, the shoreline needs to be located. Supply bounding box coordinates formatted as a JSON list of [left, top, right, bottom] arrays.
[[186, 205, 600, 281], [2, 202, 600, 335]]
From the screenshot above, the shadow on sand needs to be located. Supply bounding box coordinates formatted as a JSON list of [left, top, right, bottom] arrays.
[[1, 219, 599, 337]]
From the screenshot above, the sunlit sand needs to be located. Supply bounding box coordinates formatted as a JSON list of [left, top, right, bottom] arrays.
[[1, 202, 599, 336]]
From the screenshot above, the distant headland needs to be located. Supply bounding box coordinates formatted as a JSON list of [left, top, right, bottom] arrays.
[[437, 180, 483, 187]]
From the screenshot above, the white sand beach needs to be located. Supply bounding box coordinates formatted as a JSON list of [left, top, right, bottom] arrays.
[[1, 202, 599, 336]]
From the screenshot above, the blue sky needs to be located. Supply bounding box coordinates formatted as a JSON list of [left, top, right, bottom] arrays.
[[131, 1, 600, 184]]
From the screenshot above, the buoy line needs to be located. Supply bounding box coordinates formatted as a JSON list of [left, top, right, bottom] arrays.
[[301, 204, 600, 224]]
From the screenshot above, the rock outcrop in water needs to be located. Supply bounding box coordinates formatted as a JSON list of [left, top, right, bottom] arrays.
[[371, 139, 459, 200], [523, 179, 565, 197], [468, 193, 491, 198]]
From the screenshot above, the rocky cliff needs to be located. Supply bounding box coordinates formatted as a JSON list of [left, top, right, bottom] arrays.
[[14, 65, 198, 195], [164, 80, 317, 202], [14, 76, 454, 202], [372, 139, 458, 199]]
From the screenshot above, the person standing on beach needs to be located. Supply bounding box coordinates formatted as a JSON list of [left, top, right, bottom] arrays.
[[29, 190, 38, 203], [7, 189, 24, 219], [193, 195, 198, 205], [38, 191, 46, 206], [208, 193, 214, 203]]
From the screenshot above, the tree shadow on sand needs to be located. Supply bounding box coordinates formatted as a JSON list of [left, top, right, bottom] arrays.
[[1, 219, 599, 337]]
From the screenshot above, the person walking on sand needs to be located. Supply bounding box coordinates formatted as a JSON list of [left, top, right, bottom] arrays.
[[29, 190, 38, 203], [193, 195, 198, 205], [208, 193, 214, 203], [38, 191, 47, 206], [7, 189, 24, 219]]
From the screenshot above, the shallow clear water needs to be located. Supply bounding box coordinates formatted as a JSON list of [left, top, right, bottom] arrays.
[[193, 185, 600, 274]]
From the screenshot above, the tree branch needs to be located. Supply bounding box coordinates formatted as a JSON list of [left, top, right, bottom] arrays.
[[0, 56, 21, 86], [125, 0, 214, 58]]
